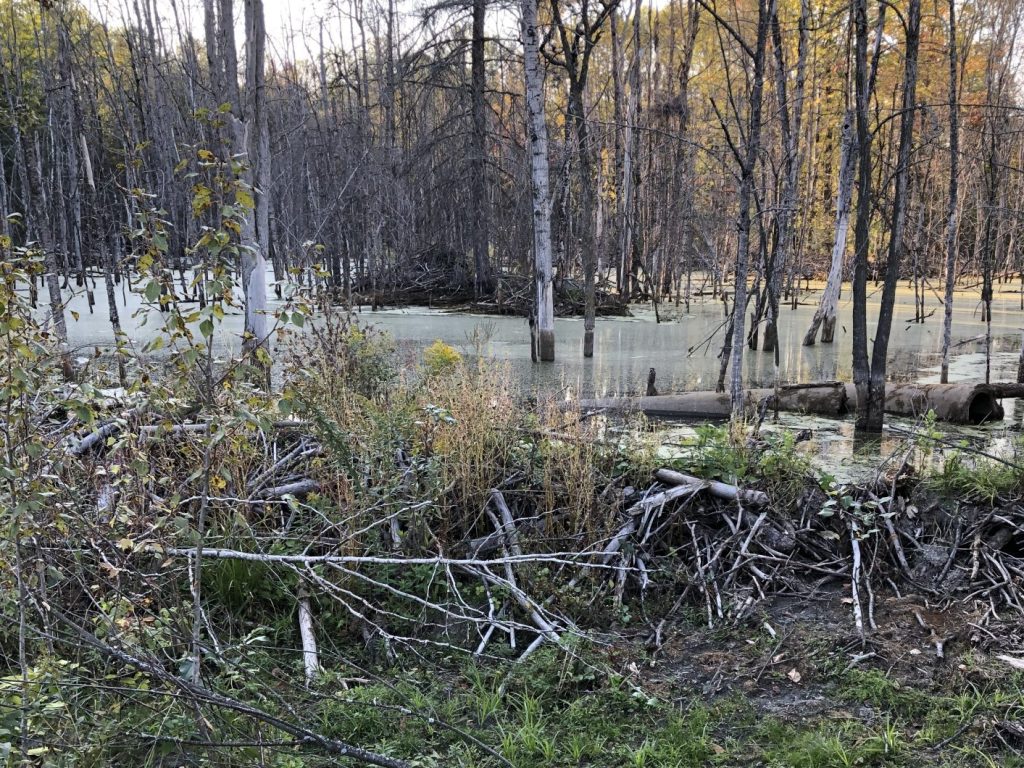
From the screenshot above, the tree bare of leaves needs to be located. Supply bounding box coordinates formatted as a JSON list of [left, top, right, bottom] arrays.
[[522, 0, 556, 360], [851, 0, 922, 433], [543, 0, 620, 357]]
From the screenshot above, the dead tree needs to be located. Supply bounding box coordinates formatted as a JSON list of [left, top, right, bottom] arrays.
[[852, 0, 921, 432], [543, 0, 620, 358], [522, 0, 556, 360]]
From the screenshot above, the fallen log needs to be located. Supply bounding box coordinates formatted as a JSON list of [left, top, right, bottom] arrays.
[[844, 382, 1003, 425], [990, 382, 1024, 399], [576, 383, 849, 420], [576, 380, 1004, 425]]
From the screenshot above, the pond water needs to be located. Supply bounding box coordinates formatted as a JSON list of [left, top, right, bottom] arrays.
[[55, 274, 1024, 393], [51, 273, 1024, 481], [363, 281, 1024, 396]]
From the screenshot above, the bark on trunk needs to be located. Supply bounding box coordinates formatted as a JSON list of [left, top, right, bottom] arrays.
[[522, 0, 555, 361], [858, 0, 920, 432], [804, 110, 855, 347], [471, 0, 492, 296], [942, 0, 958, 385], [241, 0, 269, 377], [728, 0, 772, 419], [617, 0, 641, 301], [762, 0, 808, 354]]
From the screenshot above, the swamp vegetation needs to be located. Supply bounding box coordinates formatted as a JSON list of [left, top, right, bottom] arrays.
[[6, 239, 1024, 765], [5, 0, 1024, 763]]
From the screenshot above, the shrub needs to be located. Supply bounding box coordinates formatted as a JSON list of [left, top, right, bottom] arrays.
[[422, 339, 462, 377]]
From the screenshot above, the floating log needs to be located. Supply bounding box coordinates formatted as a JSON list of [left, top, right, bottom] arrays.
[[577, 382, 849, 420], [576, 380, 1004, 425], [846, 382, 1003, 425]]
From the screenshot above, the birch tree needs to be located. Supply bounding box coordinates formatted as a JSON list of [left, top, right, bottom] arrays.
[[522, 0, 555, 360]]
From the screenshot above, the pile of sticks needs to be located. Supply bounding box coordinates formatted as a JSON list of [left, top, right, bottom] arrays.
[[65, 405, 1024, 670], [358, 253, 630, 318], [589, 466, 1024, 646]]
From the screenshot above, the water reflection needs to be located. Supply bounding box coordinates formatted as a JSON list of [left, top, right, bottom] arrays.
[[51, 275, 1024, 482], [364, 282, 1024, 399], [55, 277, 1024, 398]]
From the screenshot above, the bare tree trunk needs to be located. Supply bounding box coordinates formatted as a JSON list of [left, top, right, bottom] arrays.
[[855, 0, 921, 433], [804, 110, 854, 346], [762, 0, 808, 354], [34, 141, 72, 381], [851, 0, 874, 430], [618, 0, 641, 300], [728, 0, 772, 419], [545, 0, 619, 358], [939, 0, 960, 382], [522, 0, 555, 361], [569, 85, 598, 358], [471, 0, 493, 297], [675, 0, 699, 314], [610, 10, 626, 294], [241, 0, 269, 376]]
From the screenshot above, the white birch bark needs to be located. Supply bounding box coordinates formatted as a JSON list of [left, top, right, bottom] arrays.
[[297, 588, 320, 683], [241, 0, 269, 368], [521, 0, 555, 361]]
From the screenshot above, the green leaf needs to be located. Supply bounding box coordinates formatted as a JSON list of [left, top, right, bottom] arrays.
[[144, 280, 162, 302], [235, 188, 255, 210], [291, 311, 305, 328]]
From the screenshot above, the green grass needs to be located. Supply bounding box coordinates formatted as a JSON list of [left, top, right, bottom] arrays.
[[922, 449, 1024, 503], [278, 646, 1024, 768]]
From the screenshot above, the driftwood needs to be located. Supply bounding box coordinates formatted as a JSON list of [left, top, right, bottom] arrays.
[[577, 380, 1004, 424], [654, 468, 768, 506]]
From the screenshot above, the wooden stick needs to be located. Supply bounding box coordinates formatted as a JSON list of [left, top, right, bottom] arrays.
[[655, 468, 768, 506], [297, 586, 320, 683], [849, 521, 865, 637]]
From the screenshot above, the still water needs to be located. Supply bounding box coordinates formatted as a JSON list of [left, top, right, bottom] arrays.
[[55, 275, 1024, 480], [57, 275, 1024, 397], [363, 283, 1024, 397]]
